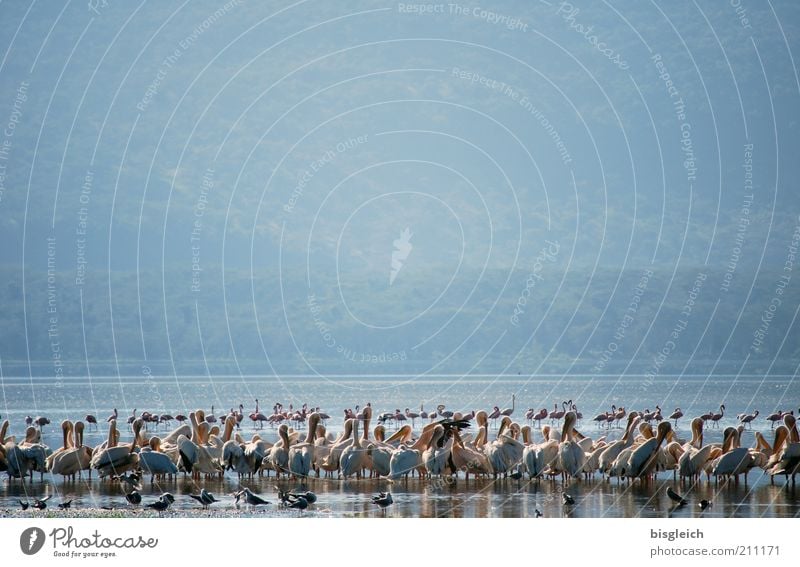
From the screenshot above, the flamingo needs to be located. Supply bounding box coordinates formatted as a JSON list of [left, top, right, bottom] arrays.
[[419, 404, 428, 421], [85, 414, 98, 431], [250, 400, 267, 429], [738, 410, 759, 429], [766, 411, 783, 429], [709, 405, 725, 428], [500, 394, 516, 418], [668, 408, 684, 427], [404, 408, 419, 427]]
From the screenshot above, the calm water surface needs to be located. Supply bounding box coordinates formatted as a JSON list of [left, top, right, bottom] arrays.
[[1, 375, 798, 518]]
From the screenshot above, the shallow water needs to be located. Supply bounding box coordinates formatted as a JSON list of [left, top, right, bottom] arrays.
[[1, 374, 798, 518], [1, 474, 798, 519]]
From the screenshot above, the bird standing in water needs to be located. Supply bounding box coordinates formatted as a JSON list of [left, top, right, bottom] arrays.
[[666, 486, 688, 507], [372, 491, 393, 515]]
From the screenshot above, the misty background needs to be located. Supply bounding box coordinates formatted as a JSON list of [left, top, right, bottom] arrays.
[[0, 1, 798, 379]]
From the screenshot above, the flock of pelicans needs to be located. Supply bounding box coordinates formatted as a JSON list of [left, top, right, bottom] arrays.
[[1, 398, 799, 516]]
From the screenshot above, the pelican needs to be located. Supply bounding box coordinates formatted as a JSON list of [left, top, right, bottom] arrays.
[[268, 424, 292, 477], [288, 413, 320, 478], [523, 424, 558, 479], [138, 437, 178, 482], [626, 421, 672, 480], [677, 418, 714, 481], [556, 411, 584, 479], [422, 425, 452, 477], [710, 427, 752, 483], [484, 416, 524, 477], [598, 413, 639, 475], [340, 419, 367, 478], [90, 419, 140, 478]]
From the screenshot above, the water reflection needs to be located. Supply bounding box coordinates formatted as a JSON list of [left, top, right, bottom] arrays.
[[1, 473, 797, 518]]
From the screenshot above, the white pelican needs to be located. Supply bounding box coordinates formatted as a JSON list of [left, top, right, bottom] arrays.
[[422, 424, 452, 477], [484, 416, 524, 477], [710, 427, 752, 483], [626, 421, 672, 480], [523, 424, 559, 479], [138, 437, 179, 482], [340, 419, 367, 478], [598, 413, 640, 475], [556, 411, 584, 479], [90, 419, 141, 478], [267, 424, 292, 477], [288, 413, 320, 478]]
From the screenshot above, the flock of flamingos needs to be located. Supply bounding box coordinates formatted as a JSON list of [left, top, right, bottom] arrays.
[[1, 395, 798, 514]]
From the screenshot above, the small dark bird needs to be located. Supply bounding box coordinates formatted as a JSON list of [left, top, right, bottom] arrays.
[[666, 486, 688, 507], [699, 499, 712, 511], [117, 472, 142, 491], [535, 509, 543, 517], [292, 490, 317, 504], [562, 492, 575, 506], [125, 490, 142, 506], [33, 496, 52, 510], [57, 500, 72, 510], [189, 488, 218, 509], [146, 494, 174, 514], [146, 499, 170, 513], [235, 487, 270, 508], [372, 491, 393, 515], [285, 495, 308, 510], [509, 467, 523, 481], [18, 500, 29, 510]]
